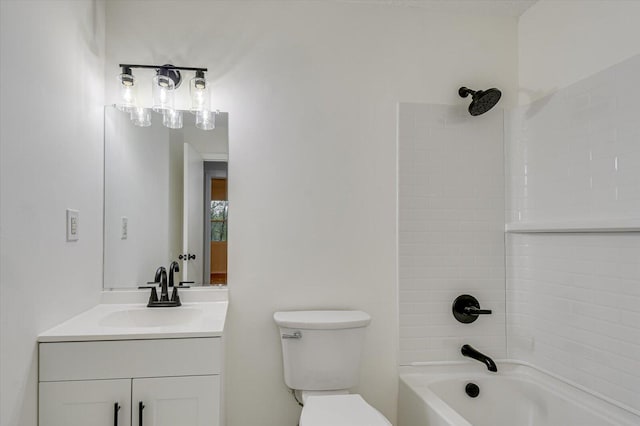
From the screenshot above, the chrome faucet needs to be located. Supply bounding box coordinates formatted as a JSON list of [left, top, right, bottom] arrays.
[[461, 344, 497, 372]]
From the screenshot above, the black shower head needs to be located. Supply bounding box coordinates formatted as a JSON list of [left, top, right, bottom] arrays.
[[458, 87, 502, 116]]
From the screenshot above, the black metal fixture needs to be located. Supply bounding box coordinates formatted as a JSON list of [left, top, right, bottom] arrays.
[[452, 294, 492, 323], [168, 261, 182, 305], [461, 344, 498, 372], [113, 402, 120, 426], [119, 63, 206, 87], [119, 66, 134, 86], [155, 64, 182, 89], [147, 265, 182, 307], [169, 261, 180, 287], [465, 383, 480, 398], [193, 69, 206, 89], [116, 63, 215, 130], [139, 402, 145, 426], [458, 86, 502, 116]]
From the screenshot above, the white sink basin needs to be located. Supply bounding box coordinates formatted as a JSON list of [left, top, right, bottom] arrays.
[[99, 307, 202, 328], [38, 301, 228, 342]]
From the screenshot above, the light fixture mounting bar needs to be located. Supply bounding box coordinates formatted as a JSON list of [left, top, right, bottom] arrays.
[[119, 64, 208, 72]]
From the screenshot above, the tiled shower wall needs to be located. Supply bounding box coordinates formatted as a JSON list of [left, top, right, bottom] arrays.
[[398, 103, 505, 364], [507, 233, 640, 410], [506, 56, 640, 412], [506, 55, 640, 224]]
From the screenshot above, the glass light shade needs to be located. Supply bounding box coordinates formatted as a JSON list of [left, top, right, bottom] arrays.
[[152, 74, 175, 112], [130, 107, 151, 127], [162, 109, 183, 129], [195, 110, 215, 130], [117, 73, 137, 112], [190, 76, 210, 113]]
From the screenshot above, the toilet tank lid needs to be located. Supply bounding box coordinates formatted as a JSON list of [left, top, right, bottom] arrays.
[[273, 310, 371, 330]]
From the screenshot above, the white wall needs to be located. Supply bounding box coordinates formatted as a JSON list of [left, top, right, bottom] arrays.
[[518, 0, 640, 104], [181, 113, 229, 157], [0, 1, 105, 425], [398, 104, 505, 365], [104, 2, 517, 424], [509, 1, 640, 413]]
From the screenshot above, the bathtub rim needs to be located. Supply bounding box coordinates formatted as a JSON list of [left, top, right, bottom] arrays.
[[399, 359, 640, 425]]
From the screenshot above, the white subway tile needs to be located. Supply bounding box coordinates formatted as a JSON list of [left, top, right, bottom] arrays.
[[399, 103, 505, 364]]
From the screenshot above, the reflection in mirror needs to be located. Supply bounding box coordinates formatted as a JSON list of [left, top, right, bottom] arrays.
[[103, 106, 229, 289]]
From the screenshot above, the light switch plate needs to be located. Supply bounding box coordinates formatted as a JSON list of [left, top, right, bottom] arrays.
[[66, 209, 79, 241]]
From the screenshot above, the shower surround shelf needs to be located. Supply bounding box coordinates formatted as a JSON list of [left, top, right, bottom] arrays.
[[505, 220, 640, 234]]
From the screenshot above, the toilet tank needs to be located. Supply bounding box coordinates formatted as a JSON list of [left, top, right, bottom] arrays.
[[273, 310, 371, 391]]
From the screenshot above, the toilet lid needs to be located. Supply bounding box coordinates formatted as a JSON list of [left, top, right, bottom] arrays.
[[300, 394, 391, 426]]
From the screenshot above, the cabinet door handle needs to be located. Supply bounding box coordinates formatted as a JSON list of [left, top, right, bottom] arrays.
[[114, 402, 120, 426], [139, 401, 145, 426]]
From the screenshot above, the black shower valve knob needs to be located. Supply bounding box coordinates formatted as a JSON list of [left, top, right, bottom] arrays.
[[452, 294, 492, 324]]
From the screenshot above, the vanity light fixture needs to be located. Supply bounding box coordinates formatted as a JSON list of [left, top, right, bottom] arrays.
[[190, 70, 210, 113], [130, 107, 152, 127], [162, 108, 183, 129], [116, 66, 137, 112], [195, 109, 216, 131], [117, 63, 213, 130], [152, 72, 176, 113]]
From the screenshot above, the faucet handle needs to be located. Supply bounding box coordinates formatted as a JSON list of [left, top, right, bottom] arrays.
[[453, 294, 492, 323], [147, 287, 159, 304], [170, 287, 182, 306], [463, 306, 492, 315]]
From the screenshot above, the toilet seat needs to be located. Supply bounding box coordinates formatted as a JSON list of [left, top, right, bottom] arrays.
[[300, 394, 391, 426]]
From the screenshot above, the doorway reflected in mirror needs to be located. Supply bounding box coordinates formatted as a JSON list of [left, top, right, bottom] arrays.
[[205, 163, 228, 285]]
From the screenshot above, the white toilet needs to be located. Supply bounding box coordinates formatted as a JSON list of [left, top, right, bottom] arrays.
[[273, 310, 391, 426]]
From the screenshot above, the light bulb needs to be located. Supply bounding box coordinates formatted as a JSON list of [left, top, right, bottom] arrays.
[[163, 109, 183, 129], [117, 72, 137, 112], [190, 71, 210, 113], [152, 74, 175, 112], [195, 109, 215, 130], [130, 107, 151, 127]]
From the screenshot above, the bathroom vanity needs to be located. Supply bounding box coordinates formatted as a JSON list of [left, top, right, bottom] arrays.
[[37, 289, 228, 426], [37, 104, 232, 425]]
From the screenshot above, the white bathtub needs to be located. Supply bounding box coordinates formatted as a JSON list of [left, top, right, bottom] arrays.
[[398, 361, 640, 426]]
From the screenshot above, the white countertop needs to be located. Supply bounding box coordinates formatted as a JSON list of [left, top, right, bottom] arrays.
[[39, 289, 228, 342]]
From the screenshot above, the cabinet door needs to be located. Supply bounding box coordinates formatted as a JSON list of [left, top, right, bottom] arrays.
[[132, 375, 220, 426], [39, 379, 131, 426]]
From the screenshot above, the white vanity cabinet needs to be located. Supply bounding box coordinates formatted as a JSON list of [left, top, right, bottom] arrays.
[[38, 337, 223, 426], [132, 375, 219, 426], [40, 379, 132, 426]]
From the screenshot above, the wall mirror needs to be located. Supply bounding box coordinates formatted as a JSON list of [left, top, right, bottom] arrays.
[[103, 106, 229, 289]]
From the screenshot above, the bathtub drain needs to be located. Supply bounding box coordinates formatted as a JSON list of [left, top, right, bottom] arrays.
[[465, 383, 480, 398]]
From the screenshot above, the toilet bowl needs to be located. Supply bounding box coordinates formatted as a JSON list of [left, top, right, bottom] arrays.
[[300, 394, 391, 426], [273, 310, 391, 426]]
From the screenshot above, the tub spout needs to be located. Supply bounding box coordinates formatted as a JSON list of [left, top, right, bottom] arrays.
[[461, 344, 497, 372]]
